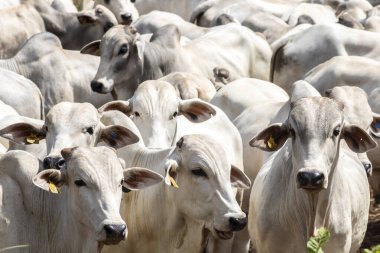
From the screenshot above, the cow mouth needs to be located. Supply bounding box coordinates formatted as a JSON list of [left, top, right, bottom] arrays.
[[98, 238, 124, 247], [214, 229, 233, 240]]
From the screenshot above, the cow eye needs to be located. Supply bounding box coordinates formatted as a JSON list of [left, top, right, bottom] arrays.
[[333, 126, 341, 137], [134, 112, 140, 117], [170, 111, 178, 120], [119, 44, 129, 55], [85, 127, 94, 135], [74, 179, 87, 187], [104, 0, 110, 4], [105, 22, 114, 30], [44, 125, 48, 132], [191, 168, 208, 178], [96, 8, 103, 15]]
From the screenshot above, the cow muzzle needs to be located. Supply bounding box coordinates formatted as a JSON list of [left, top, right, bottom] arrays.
[[43, 156, 65, 170], [213, 214, 247, 240], [103, 224, 127, 245], [297, 171, 325, 191], [120, 12, 133, 25], [91, 80, 107, 93]]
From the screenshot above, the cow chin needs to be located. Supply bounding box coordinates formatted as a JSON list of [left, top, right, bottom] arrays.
[[212, 227, 234, 240]]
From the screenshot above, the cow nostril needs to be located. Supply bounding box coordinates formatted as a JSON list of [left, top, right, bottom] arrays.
[[57, 158, 66, 170], [104, 224, 126, 237], [229, 217, 247, 231], [91, 80, 103, 92], [120, 12, 133, 25], [297, 172, 309, 187], [43, 157, 53, 169], [313, 173, 324, 187]]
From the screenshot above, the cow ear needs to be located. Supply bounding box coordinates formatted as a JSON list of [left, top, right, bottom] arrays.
[[0, 123, 46, 145], [343, 124, 377, 153], [135, 37, 145, 61], [33, 169, 67, 193], [98, 100, 132, 116], [179, 99, 216, 123], [100, 125, 139, 149], [80, 40, 101, 56], [370, 112, 380, 138], [230, 165, 251, 189], [122, 167, 163, 191], [77, 13, 98, 24], [250, 123, 289, 151]]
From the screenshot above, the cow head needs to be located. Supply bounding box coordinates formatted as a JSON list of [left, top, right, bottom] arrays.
[[250, 97, 377, 192], [81, 25, 144, 99], [93, 0, 137, 24], [77, 5, 118, 34], [166, 135, 250, 239], [326, 86, 380, 176], [33, 146, 163, 245], [0, 102, 139, 170], [99, 81, 216, 148]]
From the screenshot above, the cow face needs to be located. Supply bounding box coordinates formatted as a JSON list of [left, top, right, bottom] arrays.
[[0, 102, 139, 169], [167, 135, 250, 240], [326, 86, 379, 176], [99, 81, 216, 148], [251, 97, 377, 192], [82, 26, 145, 99], [77, 5, 118, 34], [33, 146, 163, 245], [94, 0, 135, 24]]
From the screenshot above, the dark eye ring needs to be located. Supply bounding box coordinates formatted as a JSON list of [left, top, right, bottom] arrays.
[[75, 180, 86, 187], [86, 127, 94, 135], [333, 126, 341, 137], [134, 112, 140, 117], [191, 168, 207, 178], [173, 111, 178, 117], [119, 44, 129, 55], [289, 128, 295, 138]]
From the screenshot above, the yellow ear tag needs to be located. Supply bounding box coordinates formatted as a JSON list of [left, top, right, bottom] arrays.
[[266, 136, 277, 150], [167, 175, 179, 188], [48, 181, 60, 194], [26, 134, 40, 144]]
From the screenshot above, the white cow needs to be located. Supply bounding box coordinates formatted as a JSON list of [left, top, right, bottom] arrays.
[[0, 146, 163, 253], [0, 102, 139, 168], [303, 56, 380, 113], [271, 24, 380, 93], [0, 69, 44, 120], [0, 32, 112, 113], [211, 78, 289, 121], [84, 0, 139, 24], [101, 134, 251, 253], [82, 23, 272, 100], [0, 2, 45, 58], [159, 72, 216, 101], [248, 96, 376, 252]]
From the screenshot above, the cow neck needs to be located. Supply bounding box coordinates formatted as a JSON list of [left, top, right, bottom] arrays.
[[0, 58, 28, 78], [28, 187, 96, 253]]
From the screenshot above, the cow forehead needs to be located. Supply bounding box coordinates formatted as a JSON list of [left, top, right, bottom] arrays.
[[67, 147, 122, 180], [329, 86, 372, 128], [133, 81, 179, 112], [46, 102, 100, 127], [178, 135, 229, 174], [102, 25, 134, 48], [289, 97, 343, 133]]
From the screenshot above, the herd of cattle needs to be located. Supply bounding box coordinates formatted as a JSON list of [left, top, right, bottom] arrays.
[[0, 0, 380, 252]]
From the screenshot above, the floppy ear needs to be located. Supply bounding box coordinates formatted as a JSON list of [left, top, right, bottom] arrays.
[[179, 99, 216, 123], [80, 40, 101, 56], [343, 124, 377, 153], [0, 123, 46, 145], [122, 167, 163, 191], [249, 123, 289, 151], [370, 112, 380, 138], [33, 169, 67, 193], [98, 100, 132, 116], [230, 165, 251, 189], [99, 125, 139, 149], [77, 13, 98, 24]]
